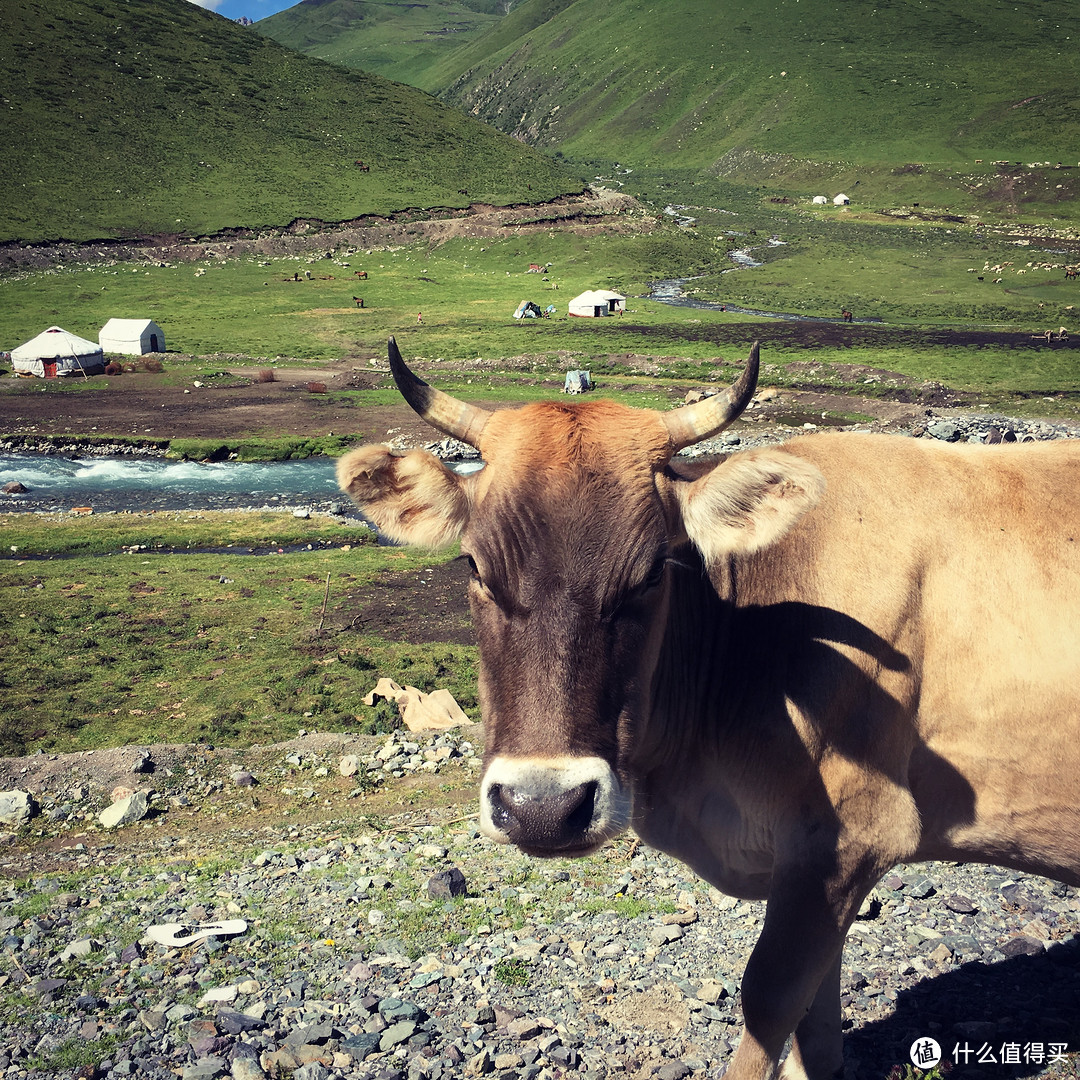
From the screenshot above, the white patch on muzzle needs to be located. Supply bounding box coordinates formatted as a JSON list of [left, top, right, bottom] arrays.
[[479, 755, 631, 854]]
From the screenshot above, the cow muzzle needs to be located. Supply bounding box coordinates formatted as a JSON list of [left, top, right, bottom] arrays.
[[479, 756, 630, 856]]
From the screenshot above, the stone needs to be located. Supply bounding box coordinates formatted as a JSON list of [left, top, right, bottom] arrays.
[[2, 481, 28, 494], [216, 1009, 264, 1035], [427, 867, 467, 900], [338, 755, 360, 777], [293, 1065, 328, 1080], [696, 979, 728, 1004], [230, 1060, 266, 1080], [656, 1063, 691, 1080], [1000, 934, 1044, 958], [379, 1020, 417, 1051], [379, 998, 422, 1022], [342, 1033, 382, 1061], [650, 924, 684, 945], [0, 791, 37, 828], [98, 790, 150, 829], [507, 1017, 542, 1040], [928, 421, 960, 442], [182, 1059, 228, 1080], [60, 938, 99, 962]]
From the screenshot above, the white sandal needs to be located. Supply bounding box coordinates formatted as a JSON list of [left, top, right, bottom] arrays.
[[145, 919, 247, 947]]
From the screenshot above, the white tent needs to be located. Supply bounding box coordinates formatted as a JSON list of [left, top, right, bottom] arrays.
[[568, 289, 626, 317], [99, 318, 165, 355], [812, 195, 828, 205], [11, 326, 105, 378], [833, 193, 851, 205]]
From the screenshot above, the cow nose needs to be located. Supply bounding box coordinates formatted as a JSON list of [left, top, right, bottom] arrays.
[[487, 780, 598, 850]]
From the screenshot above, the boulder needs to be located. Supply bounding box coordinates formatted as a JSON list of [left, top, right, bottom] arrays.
[[98, 789, 151, 829], [0, 790, 37, 828]]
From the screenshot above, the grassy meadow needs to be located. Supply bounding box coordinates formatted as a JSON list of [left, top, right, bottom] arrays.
[[428, 0, 1080, 188], [257, 0, 507, 87], [0, 512, 475, 756], [3, 182, 1079, 407], [2, 0, 582, 244]]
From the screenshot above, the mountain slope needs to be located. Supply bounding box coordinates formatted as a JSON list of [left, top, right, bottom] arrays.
[[257, 0, 506, 88], [2, 0, 581, 244], [429, 0, 1080, 168]]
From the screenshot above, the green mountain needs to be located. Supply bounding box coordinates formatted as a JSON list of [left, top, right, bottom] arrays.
[[2, 0, 581, 244], [257, 0, 508, 88], [427, 0, 1080, 170]]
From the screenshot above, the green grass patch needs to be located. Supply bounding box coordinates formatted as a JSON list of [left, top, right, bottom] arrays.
[[0, 515, 478, 754], [0, 509, 375, 557], [493, 958, 533, 987]]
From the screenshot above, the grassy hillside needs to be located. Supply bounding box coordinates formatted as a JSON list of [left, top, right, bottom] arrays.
[[257, 0, 507, 87], [1, 0, 582, 245], [429, 0, 1080, 173]]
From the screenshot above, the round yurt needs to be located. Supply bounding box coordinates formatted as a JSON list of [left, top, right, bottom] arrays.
[[11, 326, 105, 378]]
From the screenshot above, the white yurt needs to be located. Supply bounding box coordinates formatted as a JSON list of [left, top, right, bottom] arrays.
[[99, 318, 165, 355], [568, 289, 626, 317], [11, 326, 105, 378], [833, 193, 851, 205]]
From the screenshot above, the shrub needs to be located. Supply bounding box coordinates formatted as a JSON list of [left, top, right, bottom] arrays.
[[256, 368, 276, 383]]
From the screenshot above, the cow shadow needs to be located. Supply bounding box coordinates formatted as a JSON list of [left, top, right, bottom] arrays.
[[843, 935, 1080, 1078]]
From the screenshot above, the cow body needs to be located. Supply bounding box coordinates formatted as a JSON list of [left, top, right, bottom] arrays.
[[339, 340, 1080, 1080]]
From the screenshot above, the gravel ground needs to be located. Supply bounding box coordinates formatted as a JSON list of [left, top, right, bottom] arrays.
[[0, 730, 1076, 1080]]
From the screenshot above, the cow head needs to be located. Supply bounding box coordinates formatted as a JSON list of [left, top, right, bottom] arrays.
[[338, 339, 824, 857]]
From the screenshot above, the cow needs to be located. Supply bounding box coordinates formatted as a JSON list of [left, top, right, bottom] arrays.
[[337, 338, 1080, 1080]]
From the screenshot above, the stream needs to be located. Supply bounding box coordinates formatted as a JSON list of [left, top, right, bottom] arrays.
[[0, 453, 354, 516]]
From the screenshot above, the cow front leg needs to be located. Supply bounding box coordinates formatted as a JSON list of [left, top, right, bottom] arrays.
[[724, 858, 871, 1080], [780, 952, 844, 1080]]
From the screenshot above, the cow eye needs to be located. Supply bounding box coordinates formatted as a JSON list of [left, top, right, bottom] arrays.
[[463, 553, 483, 585], [644, 555, 667, 590]]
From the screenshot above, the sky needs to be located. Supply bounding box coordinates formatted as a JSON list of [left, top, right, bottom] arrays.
[[188, 0, 298, 24]]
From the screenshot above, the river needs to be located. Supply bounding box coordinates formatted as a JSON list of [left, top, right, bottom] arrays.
[[0, 453, 352, 515]]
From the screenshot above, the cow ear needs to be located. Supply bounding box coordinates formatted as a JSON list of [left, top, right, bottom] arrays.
[[672, 448, 825, 562], [337, 445, 471, 548]]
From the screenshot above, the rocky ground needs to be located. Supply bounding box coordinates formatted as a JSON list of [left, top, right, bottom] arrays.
[[0, 726, 1076, 1080]]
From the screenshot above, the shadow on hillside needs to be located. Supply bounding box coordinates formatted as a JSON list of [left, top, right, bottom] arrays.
[[843, 937, 1079, 1078]]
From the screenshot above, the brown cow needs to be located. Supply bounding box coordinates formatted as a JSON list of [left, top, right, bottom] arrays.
[[338, 338, 1080, 1080]]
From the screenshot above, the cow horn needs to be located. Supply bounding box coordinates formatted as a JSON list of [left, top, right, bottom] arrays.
[[662, 342, 760, 452], [387, 337, 490, 447]]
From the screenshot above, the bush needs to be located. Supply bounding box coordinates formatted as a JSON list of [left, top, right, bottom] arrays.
[[256, 368, 276, 383]]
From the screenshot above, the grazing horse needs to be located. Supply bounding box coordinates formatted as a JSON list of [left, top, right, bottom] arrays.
[[352, 297, 364, 308], [354, 270, 368, 280]]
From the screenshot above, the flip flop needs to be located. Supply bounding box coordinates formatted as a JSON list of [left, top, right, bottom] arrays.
[[145, 919, 248, 947]]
